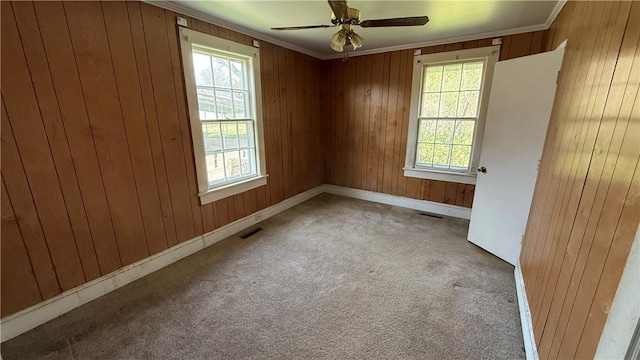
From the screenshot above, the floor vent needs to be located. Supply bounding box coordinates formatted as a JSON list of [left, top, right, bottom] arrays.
[[240, 228, 263, 239], [419, 212, 443, 219]]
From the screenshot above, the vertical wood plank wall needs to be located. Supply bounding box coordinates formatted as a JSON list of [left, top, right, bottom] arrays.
[[0, 1, 324, 317], [324, 31, 547, 208], [520, 1, 640, 359]]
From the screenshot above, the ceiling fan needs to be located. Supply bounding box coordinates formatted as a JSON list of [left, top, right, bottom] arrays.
[[271, 0, 429, 52]]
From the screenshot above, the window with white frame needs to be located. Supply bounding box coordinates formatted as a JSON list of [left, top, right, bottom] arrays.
[[404, 46, 499, 185], [179, 27, 267, 204]]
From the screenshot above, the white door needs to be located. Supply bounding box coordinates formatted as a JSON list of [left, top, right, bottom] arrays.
[[467, 45, 565, 265]]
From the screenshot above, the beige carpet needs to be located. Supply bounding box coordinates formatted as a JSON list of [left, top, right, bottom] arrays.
[[1, 194, 524, 359]]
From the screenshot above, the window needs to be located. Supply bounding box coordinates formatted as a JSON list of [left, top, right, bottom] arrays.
[[179, 27, 267, 204], [404, 46, 498, 185]]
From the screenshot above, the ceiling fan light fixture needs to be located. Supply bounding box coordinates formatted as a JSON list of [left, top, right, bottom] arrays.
[[348, 31, 363, 49], [330, 28, 347, 52]]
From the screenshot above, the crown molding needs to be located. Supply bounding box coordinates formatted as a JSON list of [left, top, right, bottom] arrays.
[[142, 0, 326, 59], [546, 0, 567, 28]]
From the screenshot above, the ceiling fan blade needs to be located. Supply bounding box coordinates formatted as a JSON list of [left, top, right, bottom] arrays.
[[359, 16, 429, 27], [327, 0, 349, 19], [271, 25, 336, 30]]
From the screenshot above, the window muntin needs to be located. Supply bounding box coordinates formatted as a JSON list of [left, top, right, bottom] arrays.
[[416, 61, 485, 171]]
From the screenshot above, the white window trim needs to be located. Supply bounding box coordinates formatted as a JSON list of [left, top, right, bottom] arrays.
[[404, 46, 500, 185], [179, 27, 267, 205]]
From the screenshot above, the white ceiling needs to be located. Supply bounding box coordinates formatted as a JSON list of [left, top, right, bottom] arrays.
[[162, 0, 564, 59]]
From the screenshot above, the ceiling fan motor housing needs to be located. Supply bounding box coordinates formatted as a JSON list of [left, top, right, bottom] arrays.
[[331, 7, 361, 25]]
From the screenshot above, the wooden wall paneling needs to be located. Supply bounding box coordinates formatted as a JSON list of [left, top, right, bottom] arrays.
[[361, 55, 373, 190], [463, 185, 475, 208], [343, 57, 357, 189], [454, 184, 466, 206], [140, 2, 196, 242], [353, 56, 367, 190], [31, 1, 122, 275], [1, 99, 61, 300], [271, 42, 284, 205], [522, 1, 591, 310], [260, 42, 277, 207], [277, 47, 291, 199], [528, 1, 605, 327], [395, 50, 412, 197], [292, 52, 303, 194], [11, 2, 101, 280], [367, 54, 384, 192], [64, 1, 150, 265], [1, 5, 87, 289], [499, 35, 512, 61], [102, 2, 169, 255], [529, 30, 545, 54], [533, 2, 620, 345], [508, 32, 534, 59], [376, 52, 391, 194], [1, 179, 43, 316], [163, 10, 205, 238], [533, 3, 626, 345], [126, 1, 178, 247], [444, 182, 458, 205], [517, 2, 640, 359], [382, 51, 401, 194], [554, 7, 639, 357], [390, 50, 409, 196]]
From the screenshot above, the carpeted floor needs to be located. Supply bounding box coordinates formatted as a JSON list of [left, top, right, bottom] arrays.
[[1, 194, 524, 360]]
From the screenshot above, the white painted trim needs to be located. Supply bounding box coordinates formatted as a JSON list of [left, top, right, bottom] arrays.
[[546, 0, 567, 28], [515, 263, 539, 360], [403, 168, 477, 185], [144, 0, 325, 59], [322, 184, 471, 220], [0, 185, 324, 342], [199, 175, 268, 204]]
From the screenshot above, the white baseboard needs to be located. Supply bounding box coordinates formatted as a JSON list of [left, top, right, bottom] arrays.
[[1, 184, 471, 342], [514, 263, 539, 360], [0, 185, 324, 342], [322, 184, 472, 220]]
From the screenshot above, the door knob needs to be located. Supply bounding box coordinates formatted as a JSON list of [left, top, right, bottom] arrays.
[[478, 166, 487, 173]]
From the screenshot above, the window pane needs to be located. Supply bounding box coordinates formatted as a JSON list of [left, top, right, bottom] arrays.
[[451, 145, 472, 169], [202, 123, 222, 153], [417, 143, 434, 165], [222, 123, 239, 149], [421, 93, 440, 118], [212, 56, 231, 88], [439, 92, 459, 118], [193, 52, 213, 86], [206, 153, 225, 184], [457, 91, 480, 118], [423, 65, 443, 92], [461, 62, 483, 90], [230, 60, 245, 89], [197, 87, 216, 120], [240, 149, 252, 175], [233, 91, 248, 119], [238, 122, 249, 148], [225, 151, 242, 178], [418, 119, 436, 143], [215, 89, 233, 118], [453, 120, 475, 145], [442, 63, 462, 91], [433, 144, 451, 167], [435, 119, 454, 144]]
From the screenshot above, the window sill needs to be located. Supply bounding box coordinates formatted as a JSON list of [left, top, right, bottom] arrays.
[[403, 167, 476, 185], [199, 175, 268, 205]]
